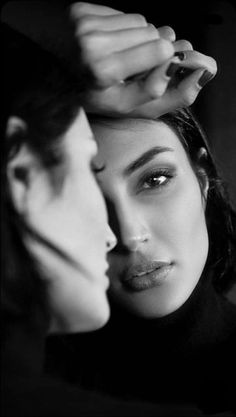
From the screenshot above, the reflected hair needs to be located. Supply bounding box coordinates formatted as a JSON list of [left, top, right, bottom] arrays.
[[159, 108, 236, 293], [1, 23, 94, 329]]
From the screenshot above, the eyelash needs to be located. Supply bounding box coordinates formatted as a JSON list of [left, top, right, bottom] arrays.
[[138, 168, 174, 192], [91, 163, 106, 174]]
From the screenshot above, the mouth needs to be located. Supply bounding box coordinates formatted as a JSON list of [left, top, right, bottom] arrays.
[[121, 261, 173, 292]]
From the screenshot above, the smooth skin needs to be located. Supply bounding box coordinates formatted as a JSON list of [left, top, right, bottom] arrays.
[[6, 110, 116, 333], [71, 2, 217, 116], [93, 118, 209, 317]]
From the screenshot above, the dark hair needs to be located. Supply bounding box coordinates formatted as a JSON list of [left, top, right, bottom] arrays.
[[89, 108, 236, 294], [1, 23, 93, 332], [159, 108, 236, 293]]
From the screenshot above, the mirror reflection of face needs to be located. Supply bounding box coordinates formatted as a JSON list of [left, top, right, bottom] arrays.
[[18, 110, 116, 332], [93, 118, 209, 318]]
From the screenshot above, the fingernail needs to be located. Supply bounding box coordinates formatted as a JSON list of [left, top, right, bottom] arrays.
[[166, 63, 179, 78], [174, 51, 186, 61], [197, 70, 214, 88]]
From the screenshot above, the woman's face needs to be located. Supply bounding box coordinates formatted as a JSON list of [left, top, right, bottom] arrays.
[[11, 110, 116, 332], [93, 118, 209, 317]]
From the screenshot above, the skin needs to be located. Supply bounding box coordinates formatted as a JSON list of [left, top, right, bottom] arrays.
[[7, 110, 116, 333], [2, 2, 217, 118], [93, 118, 209, 318]]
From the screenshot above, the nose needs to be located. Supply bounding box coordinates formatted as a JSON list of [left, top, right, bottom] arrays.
[[106, 225, 117, 252], [116, 203, 150, 252], [125, 233, 150, 252]]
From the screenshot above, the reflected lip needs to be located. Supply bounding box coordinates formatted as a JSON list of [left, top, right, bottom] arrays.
[[120, 261, 173, 291]]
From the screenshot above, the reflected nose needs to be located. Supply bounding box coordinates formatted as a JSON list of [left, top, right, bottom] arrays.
[[115, 205, 150, 252], [105, 196, 150, 253], [125, 233, 150, 252], [106, 225, 117, 252]]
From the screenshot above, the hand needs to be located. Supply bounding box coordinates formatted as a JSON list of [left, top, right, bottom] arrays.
[[129, 43, 217, 118], [69, 2, 174, 115], [70, 2, 217, 118]]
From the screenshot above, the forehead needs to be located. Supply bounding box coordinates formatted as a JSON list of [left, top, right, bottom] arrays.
[[93, 119, 187, 170]]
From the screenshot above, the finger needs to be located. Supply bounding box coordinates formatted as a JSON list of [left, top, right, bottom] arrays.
[[130, 68, 213, 119], [85, 79, 156, 115], [173, 50, 217, 76], [75, 13, 148, 36], [80, 26, 160, 60], [70, 2, 123, 17], [173, 39, 193, 52], [142, 57, 181, 99], [116, 68, 206, 113], [92, 39, 174, 88], [157, 26, 176, 42], [86, 66, 213, 117], [172, 67, 215, 106]]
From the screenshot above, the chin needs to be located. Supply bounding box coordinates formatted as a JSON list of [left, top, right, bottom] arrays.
[[49, 300, 110, 334], [112, 277, 199, 319]]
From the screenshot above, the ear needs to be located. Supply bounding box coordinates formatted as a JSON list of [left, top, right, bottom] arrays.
[[196, 147, 209, 203], [6, 116, 37, 215]]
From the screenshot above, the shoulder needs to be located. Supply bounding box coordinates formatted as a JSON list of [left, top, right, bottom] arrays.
[[1, 374, 204, 417], [214, 292, 236, 352]]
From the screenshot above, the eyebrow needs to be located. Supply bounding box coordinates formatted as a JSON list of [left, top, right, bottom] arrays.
[[123, 146, 174, 177]]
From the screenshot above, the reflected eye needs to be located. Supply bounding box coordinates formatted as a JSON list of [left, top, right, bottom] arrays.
[[91, 162, 106, 174], [138, 168, 174, 191], [143, 174, 168, 188]]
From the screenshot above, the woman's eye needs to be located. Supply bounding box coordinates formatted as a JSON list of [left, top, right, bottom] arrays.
[[91, 162, 106, 174], [143, 174, 167, 188], [138, 169, 173, 191]]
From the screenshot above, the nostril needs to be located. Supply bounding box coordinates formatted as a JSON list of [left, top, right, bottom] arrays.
[[112, 239, 131, 255], [106, 234, 117, 252]]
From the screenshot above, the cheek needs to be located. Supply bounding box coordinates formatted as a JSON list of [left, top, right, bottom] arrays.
[[150, 178, 208, 259]]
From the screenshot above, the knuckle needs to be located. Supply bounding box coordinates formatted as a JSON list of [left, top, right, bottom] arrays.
[[75, 16, 94, 35], [180, 92, 195, 107], [132, 13, 147, 27], [70, 3, 88, 19], [150, 89, 163, 99], [156, 38, 174, 60], [80, 32, 103, 54], [92, 60, 106, 82], [79, 33, 93, 51], [148, 24, 160, 38], [70, 2, 94, 16], [145, 83, 163, 99], [92, 58, 120, 87], [177, 39, 193, 51], [160, 25, 176, 42]]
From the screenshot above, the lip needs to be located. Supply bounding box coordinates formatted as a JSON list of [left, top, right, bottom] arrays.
[[121, 261, 173, 292]]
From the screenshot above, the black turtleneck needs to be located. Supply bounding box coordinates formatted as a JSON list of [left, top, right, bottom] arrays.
[[2, 314, 207, 416], [46, 273, 236, 415]]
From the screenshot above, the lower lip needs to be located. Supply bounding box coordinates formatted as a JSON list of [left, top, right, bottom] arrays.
[[122, 265, 173, 292]]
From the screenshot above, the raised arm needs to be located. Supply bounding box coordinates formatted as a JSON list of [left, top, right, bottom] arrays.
[[2, 1, 217, 118], [70, 2, 217, 117]]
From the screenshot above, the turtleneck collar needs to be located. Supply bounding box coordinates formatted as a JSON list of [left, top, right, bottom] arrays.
[[2, 316, 48, 377], [106, 270, 222, 351]]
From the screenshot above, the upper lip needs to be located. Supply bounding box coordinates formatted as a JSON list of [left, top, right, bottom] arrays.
[[121, 261, 172, 282]]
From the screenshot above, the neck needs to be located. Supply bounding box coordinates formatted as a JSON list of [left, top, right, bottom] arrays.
[[108, 270, 221, 348]]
